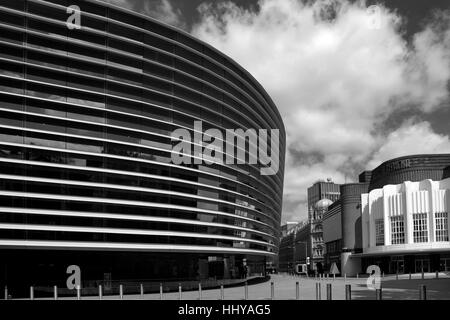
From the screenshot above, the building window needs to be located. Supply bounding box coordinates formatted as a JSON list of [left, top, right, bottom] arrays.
[[390, 216, 405, 244], [413, 213, 428, 243], [375, 219, 384, 246], [435, 212, 449, 242]]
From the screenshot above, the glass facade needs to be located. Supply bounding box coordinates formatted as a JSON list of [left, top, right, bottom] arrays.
[[0, 0, 285, 292]]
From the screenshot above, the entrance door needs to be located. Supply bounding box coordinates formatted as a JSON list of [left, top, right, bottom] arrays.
[[415, 259, 430, 273], [390, 260, 404, 274], [439, 258, 450, 272]]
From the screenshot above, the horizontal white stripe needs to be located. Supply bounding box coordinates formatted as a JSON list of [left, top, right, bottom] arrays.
[[0, 134, 281, 217], [0, 153, 277, 225], [0, 223, 274, 247], [0, 128, 280, 213], [0, 207, 275, 239], [0, 173, 268, 216], [0, 239, 276, 256], [0, 104, 268, 175], [0, 157, 274, 211], [0, 190, 278, 230], [0, 103, 282, 200]]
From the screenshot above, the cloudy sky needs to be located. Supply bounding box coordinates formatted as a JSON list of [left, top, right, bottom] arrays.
[[104, 0, 450, 223]]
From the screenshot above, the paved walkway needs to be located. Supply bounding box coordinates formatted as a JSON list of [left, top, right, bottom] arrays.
[[24, 273, 450, 300]]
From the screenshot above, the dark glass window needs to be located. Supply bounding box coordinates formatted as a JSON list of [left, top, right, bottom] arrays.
[[0, 26, 24, 44], [28, 1, 67, 22], [108, 22, 143, 43], [143, 76, 172, 94], [108, 38, 143, 56], [0, 10, 25, 27], [144, 62, 172, 80], [83, 15, 107, 32], [0, 43, 23, 61], [27, 50, 67, 71], [0, 94, 23, 111], [145, 34, 173, 53], [107, 97, 142, 115], [1, 0, 25, 10], [108, 52, 142, 73], [27, 18, 67, 38], [0, 128, 23, 144], [174, 46, 202, 65]]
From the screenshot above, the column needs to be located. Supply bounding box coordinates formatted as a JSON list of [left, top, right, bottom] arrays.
[[404, 183, 413, 245]]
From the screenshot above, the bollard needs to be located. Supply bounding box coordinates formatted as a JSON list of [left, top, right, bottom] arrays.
[[220, 284, 224, 300], [356, 273, 359, 279], [244, 281, 248, 300], [76, 285, 81, 300], [421, 270, 424, 280], [326, 283, 332, 300], [345, 284, 351, 300], [409, 272, 412, 280], [270, 282, 274, 300], [344, 273, 347, 282], [4, 286, 7, 300], [396, 272, 398, 280], [436, 270, 439, 279], [178, 283, 182, 300], [419, 285, 427, 300], [198, 282, 202, 300], [140, 283, 144, 297], [315, 282, 321, 300], [119, 284, 123, 300], [376, 287, 382, 300], [99, 285, 103, 299], [333, 273, 335, 281], [295, 281, 299, 300], [54, 286, 58, 300], [160, 283, 163, 300], [30, 286, 34, 300]]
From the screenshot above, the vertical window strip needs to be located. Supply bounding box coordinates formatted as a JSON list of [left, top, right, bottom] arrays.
[[375, 218, 384, 246], [390, 216, 405, 244], [413, 213, 428, 243], [435, 212, 449, 242]]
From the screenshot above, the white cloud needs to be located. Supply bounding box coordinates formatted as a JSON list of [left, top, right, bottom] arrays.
[[104, 0, 185, 29], [368, 121, 450, 169], [143, 0, 185, 29], [192, 0, 450, 222]]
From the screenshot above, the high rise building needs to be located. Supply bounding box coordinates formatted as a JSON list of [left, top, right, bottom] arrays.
[[307, 179, 340, 219]]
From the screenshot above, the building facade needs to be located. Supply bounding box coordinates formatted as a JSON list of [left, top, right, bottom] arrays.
[[279, 199, 331, 274], [361, 178, 450, 274], [323, 200, 342, 272], [0, 0, 285, 295], [307, 179, 340, 220]]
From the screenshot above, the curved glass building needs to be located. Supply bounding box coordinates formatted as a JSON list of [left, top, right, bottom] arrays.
[[0, 0, 285, 293]]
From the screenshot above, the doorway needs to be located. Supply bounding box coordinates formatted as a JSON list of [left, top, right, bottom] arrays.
[[389, 259, 404, 274], [415, 259, 430, 273]]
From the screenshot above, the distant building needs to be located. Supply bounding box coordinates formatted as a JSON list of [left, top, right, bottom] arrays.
[[279, 199, 332, 274], [321, 154, 450, 276], [307, 179, 340, 220], [281, 221, 299, 237], [323, 200, 342, 273]]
